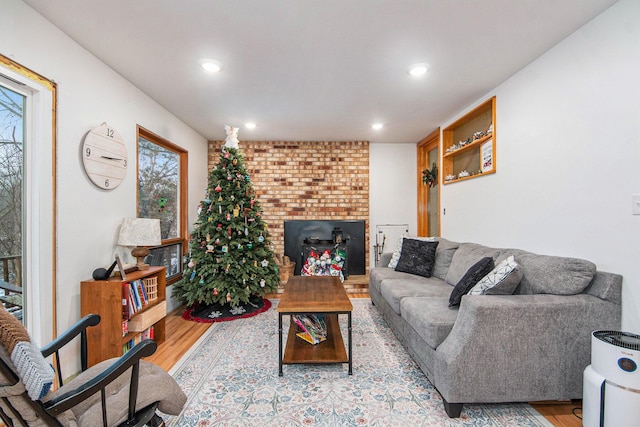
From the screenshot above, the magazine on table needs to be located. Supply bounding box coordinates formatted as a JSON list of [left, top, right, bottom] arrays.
[[293, 314, 327, 345]]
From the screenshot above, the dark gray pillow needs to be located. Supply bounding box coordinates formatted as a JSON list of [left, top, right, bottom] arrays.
[[395, 239, 439, 278], [449, 257, 494, 307]]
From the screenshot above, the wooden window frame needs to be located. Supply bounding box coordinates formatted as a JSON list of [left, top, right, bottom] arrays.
[[136, 125, 188, 285]]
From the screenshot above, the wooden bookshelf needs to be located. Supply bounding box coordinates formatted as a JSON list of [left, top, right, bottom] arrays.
[[80, 266, 166, 367]]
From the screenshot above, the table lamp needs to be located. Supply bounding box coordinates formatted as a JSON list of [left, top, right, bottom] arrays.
[[117, 218, 161, 270]]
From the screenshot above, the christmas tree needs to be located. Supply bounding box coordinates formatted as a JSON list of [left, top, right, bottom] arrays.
[[173, 126, 279, 308]]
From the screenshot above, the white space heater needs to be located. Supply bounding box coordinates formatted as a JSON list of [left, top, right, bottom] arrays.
[[583, 330, 640, 427]]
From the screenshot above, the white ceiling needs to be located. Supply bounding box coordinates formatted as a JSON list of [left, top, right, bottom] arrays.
[[23, 0, 618, 143]]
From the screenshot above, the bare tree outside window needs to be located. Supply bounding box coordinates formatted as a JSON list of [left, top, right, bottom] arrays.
[[138, 137, 179, 239], [137, 127, 187, 283], [0, 83, 25, 318]]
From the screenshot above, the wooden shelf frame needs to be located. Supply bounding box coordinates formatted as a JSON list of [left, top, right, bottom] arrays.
[[443, 96, 496, 184]]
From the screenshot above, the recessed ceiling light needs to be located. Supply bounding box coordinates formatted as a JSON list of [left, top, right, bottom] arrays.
[[408, 63, 429, 77], [201, 59, 222, 73], [245, 122, 256, 129], [372, 123, 383, 130]]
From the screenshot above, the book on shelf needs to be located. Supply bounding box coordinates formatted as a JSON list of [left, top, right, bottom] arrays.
[[122, 280, 156, 321]]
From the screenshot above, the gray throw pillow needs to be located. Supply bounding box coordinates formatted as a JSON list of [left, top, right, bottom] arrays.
[[395, 239, 439, 278], [449, 257, 494, 307]]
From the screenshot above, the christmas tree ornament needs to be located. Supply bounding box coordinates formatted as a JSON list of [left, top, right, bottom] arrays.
[[227, 174, 233, 181], [233, 159, 238, 165], [221, 245, 228, 253], [188, 260, 195, 268], [226, 213, 231, 221], [197, 205, 202, 215], [213, 288, 218, 296], [215, 184, 222, 193], [260, 279, 266, 288], [199, 276, 205, 284], [261, 259, 269, 268], [226, 292, 231, 302], [204, 195, 211, 203], [206, 245, 214, 252], [233, 205, 240, 217], [218, 195, 223, 202], [258, 232, 264, 243], [225, 264, 230, 273], [247, 242, 253, 249], [190, 270, 196, 280], [217, 224, 223, 231], [237, 230, 243, 236], [231, 195, 235, 201], [215, 238, 220, 244]]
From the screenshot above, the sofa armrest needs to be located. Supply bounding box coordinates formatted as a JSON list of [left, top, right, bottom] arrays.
[[433, 293, 621, 404], [379, 253, 392, 267]]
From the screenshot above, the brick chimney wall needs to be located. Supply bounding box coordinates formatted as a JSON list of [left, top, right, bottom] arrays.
[[208, 140, 370, 270]]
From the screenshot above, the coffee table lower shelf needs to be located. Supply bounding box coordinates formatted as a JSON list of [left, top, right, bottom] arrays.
[[280, 313, 352, 375]]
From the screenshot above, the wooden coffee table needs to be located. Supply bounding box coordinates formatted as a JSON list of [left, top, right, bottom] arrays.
[[278, 275, 353, 376]]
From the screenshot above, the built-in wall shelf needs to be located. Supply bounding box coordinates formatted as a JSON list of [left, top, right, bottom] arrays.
[[443, 97, 496, 184]]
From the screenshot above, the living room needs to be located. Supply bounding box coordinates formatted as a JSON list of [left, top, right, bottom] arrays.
[[1, 0, 639, 425]]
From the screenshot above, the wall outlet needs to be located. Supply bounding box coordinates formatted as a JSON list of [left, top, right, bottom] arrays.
[[633, 194, 640, 215]]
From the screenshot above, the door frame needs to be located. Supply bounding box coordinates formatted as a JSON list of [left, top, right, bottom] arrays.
[[417, 128, 440, 237]]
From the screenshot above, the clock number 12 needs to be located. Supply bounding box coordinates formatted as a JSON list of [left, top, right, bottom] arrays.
[[106, 128, 114, 138]]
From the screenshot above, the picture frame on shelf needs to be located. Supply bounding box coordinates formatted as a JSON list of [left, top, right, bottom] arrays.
[[115, 254, 126, 281]]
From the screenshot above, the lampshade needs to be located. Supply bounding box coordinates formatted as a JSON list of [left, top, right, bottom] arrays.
[[118, 218, 161, 247], [118, 218, 161, 270]]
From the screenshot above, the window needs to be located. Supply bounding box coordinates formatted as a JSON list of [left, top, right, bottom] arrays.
[[137, 126, 187, 284], [0, 55, 56, 342], [0, 79, 25, 320]]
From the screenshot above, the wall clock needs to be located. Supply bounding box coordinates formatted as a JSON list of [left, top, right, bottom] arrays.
[[82, 123, 128, 190]]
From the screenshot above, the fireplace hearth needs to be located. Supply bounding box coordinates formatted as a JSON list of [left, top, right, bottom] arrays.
[[284, 220, 366, 277]]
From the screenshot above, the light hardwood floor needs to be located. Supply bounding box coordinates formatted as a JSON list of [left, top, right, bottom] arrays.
[[146, 294, 582, 427]]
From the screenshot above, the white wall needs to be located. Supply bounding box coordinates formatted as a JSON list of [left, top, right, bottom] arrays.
[[1, 0, 209, 367], [369, 143, 417, 266], [440, 0, 640, 332]]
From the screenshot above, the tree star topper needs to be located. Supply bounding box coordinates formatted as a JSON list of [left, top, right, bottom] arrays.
[[224, 125, 240, 149]]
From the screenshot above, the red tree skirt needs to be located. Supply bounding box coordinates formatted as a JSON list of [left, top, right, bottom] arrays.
[[182, 296, 271, 323]]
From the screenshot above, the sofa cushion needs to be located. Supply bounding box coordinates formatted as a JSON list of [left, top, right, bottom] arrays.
[[395, 239, 439, 278], [449, 257, 495, 307], [445, 243, 503, 286], [432, 238, 460, 281], [401, 297, 457, 349], [513, 252, 596, 295], [468, 255, 523, 295], [380, 277, 452, 314]]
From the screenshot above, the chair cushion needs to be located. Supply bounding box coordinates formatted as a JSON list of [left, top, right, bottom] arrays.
[[46, 358, 187, 426], [449, 257, 495, 307]]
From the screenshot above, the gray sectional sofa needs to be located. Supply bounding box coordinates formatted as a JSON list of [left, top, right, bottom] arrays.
[[369, 237, 622, 417]]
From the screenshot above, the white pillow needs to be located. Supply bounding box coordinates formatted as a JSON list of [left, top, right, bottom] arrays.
[[468, 255, 523, 295]]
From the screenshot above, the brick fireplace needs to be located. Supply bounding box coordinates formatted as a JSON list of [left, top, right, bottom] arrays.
[[207, 140, 370, 273]]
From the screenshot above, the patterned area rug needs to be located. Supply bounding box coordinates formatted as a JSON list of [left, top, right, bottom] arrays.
[[167, 299, 552, 426]]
